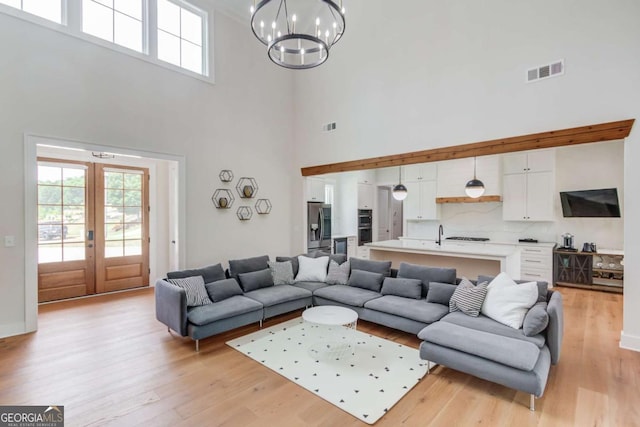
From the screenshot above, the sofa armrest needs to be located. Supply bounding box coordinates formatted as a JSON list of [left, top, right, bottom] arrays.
[[155, 279, 188, 336], [546, 290, 564, 365]]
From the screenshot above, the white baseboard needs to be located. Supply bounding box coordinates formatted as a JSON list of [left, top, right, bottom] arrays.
[[620, 331, 640, 352], [0, 322, 27, 339]]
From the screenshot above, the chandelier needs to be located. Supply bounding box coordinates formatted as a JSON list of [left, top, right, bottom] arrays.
[[250, 0, 346, 69]]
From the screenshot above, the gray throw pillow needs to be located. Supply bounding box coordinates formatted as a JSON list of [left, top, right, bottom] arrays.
[[350, 258, 392, 277], [348, 269, 384, 292], [268, 260, 295, 285], [205, 278, 243, 302], [381, 277, 422, 300], [276, 255, 301, 276], [238, 268, 274, 292], [478, 274, 548, 303], [228, 255, 270, 280], [398, 262, 457, 298], [167, 263, 226, 284], [167, 275, 213, 307], [326, 260, 350, 285], [523, 301, 550, 336], [426, 282, 458, 305], [449, 277, 488, 317]]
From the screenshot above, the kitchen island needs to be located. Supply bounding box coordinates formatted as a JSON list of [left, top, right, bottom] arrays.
[[366, 239, 521, 279]]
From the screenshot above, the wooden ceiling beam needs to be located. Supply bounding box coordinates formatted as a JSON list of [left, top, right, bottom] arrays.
[[301, 119, 635, 176]]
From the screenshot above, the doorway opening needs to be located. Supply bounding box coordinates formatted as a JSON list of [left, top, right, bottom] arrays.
[[376, 186, 403, 241]]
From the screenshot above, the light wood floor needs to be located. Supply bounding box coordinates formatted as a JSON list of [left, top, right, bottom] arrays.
[[1, 287, 638, 426]]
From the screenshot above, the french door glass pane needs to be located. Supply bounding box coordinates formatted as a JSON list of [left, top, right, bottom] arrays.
[[124, 190, 142, 206], [64, 243, 86, 261], [106, 225, 124, 241], [105, 189, 124, 206], [39, 244, 62, 263], [105, 207, 124, 223], [38, 185, 62, 204], [38, 166, 61, 184], [125, 240, 142, 256], [39, 205, 62, 223], [83, 0, 114, 42], [125, 225, 142, 240], [64, 224, 85, 243], [115, 11, 143, 52], [23, 0, 62, 23], [105, 241, 124, 258], [63, 187, 85, 205], [63, 168, 85, 185], [124, 173, 142, 189], [105, 172, 124, 189]]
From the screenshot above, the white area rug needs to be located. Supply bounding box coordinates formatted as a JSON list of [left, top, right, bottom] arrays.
[[227, 318, 429, 424]]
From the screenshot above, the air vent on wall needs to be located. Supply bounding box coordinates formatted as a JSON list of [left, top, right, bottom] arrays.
[[322, 122, 337, 132], [526, 60, 564, 83]]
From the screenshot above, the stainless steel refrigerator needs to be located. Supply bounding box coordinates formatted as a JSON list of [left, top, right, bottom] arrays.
[[307, 202, 332, 252]]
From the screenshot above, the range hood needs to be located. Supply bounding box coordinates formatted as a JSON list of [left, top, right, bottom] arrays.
[[435, 195, 502, 204]]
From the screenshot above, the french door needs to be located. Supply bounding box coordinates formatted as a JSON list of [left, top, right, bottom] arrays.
[[37, 159, 149, 303]]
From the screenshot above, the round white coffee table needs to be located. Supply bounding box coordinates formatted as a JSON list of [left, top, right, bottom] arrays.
[[302, 306, 358, 361]]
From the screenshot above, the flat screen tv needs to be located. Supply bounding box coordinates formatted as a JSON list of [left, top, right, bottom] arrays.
[[559, 188, 621, 218]]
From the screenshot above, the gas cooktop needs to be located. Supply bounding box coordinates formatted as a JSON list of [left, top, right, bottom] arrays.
[[445, 236, 490, 242]]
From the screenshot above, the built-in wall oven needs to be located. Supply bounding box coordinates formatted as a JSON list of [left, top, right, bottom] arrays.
[[358, 209, 373, 246]]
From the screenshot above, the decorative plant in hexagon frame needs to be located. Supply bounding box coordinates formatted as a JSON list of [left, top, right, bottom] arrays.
[[255, 199, 272, 214], [219, 169, 234, 183], [236, 206, 253, 221], [236, 177, 259, 199], [212, 189, 235, 209]]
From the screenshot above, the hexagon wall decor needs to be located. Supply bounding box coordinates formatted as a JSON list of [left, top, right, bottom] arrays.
[[212, 189, 235, 209], [236, 206, 253, 221], [219, 170, 234, 182], [236, 177, 259, 199], [255, 199, 272, 214]]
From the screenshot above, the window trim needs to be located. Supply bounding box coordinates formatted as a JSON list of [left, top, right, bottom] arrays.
[[0, 0, 213, 83]]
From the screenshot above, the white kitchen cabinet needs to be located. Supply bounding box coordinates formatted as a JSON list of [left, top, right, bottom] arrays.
[[403, 180, 439, 220], [519, 245, 553, 285], [347, 236, 358, 259], [502, 150, 555, 221], [403, 163, 437, 182], [437, 156, 501, 197], [356, 245, 370, 259], [358, 182, 374, 209], [357, 169, 376, 185], [306, 177, 325, 202]]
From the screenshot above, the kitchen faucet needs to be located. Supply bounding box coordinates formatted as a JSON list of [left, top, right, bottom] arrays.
[[437, 224, 444, 246]]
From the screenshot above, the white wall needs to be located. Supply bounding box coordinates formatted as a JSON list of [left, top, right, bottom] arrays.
[[293, 0, 640, 350], [0, 9, 295, 337]]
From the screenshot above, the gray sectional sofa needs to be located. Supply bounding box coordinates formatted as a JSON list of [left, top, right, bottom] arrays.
[[155, 254, 563, 409]]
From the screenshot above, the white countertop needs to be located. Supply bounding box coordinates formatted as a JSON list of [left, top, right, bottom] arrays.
[[398, 236, 557, 248], [366, 239, 519, 258]]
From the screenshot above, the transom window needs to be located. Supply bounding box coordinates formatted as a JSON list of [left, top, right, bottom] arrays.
[[0, 0, 209, 78], [0, 0, 63, 24], [157, 0, 204, 74], [82, 0, 144, 53]]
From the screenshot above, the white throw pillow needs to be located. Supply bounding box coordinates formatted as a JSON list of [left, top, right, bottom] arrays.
[[295, 255, 329, 282], [480, 272, 538, 329]]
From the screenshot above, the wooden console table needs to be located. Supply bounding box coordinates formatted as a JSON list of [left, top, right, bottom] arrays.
[[553, 249, 623, 293]]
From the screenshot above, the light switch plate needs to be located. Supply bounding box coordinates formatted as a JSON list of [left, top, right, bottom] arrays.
[[4, 236, 15, 247]]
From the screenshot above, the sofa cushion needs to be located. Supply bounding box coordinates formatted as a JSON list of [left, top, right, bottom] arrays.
[[244, 285, 312, 307], [449, 278, 488, 317], [167, 263, 226, 284], [348, 269, 384, 292], [418, 321, 542, 371], [523, 301, 550, 337], [187, 295, 263, 325], [479, 274, 548, 303], [229, 255, 270, 280], [380, 277, 422, 300], [238, 268, 274, 292], [365, 296, 449, 324], [440, 311, 545, 348], [398, 262, 456, 297], [167, 275, 213, 307], [268, 260, 295, 285], [326, 260, 350, 285], [314, 285, 382, 307], [311, 251, 348, 266], [350, 258, 392, 277], [295, 256, 329, 282], [481, 272, 538, 329], [205, 278, 243, 302], [426, 282, 457, 305], [276, 255, 301, 276], [291, 281, 329, 292]]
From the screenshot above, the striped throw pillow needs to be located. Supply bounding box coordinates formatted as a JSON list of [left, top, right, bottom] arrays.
[[449, 277, 488, 317], [168, 275, 213, 307]]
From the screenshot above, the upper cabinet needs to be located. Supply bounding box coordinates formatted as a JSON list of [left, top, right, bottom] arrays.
[[437, 156, 502, 197], [403, 163, 437, 182], [357, 170, 376, 185], [404, 181, 439, 220], [306, 177, 325, 202], [358, 182, 374, 209], [502, 150, 555, 221]]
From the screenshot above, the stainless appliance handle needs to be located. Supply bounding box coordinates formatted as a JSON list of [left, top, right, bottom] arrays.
[[318, 208, 323, 243]]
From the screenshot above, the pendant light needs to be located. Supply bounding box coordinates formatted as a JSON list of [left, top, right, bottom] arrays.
[[392, 167, 408, 201], [464, 157, 485, 198]]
